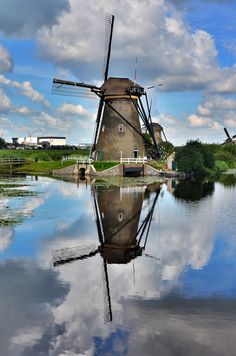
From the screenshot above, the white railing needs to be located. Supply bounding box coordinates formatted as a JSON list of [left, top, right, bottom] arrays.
[[61, 156, 93, 164], [120, 157, 147, 164]]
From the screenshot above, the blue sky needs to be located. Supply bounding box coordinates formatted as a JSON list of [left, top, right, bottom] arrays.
[[0, 0, 236, 145]]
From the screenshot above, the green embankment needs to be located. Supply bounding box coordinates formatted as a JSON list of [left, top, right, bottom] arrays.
[[0, 148, 88, 174], [1, 144, 235, 176], [16, 160, 76, 174], [0, 148, 89, 161]]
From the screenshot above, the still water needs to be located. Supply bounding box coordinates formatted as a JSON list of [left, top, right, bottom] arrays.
[[0, 174, 236, 356]]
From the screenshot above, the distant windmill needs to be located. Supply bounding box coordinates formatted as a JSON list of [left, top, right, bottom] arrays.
[[52, 14, 160, 161], [223, 127, 236, 144], [52, 183, 161, 322]]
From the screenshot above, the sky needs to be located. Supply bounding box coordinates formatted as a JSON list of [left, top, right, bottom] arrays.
[[0, 0, 236, 145]]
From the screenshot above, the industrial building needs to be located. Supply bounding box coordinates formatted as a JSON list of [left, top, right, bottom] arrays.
[[12, 136, 66, 147]]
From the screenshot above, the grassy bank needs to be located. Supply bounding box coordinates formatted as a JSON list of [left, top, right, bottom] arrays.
[[15, 160, 76, 174], [0, 148, 89, 162]]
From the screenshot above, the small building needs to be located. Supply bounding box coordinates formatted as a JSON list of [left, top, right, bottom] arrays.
[[167, 152, 177, 171]]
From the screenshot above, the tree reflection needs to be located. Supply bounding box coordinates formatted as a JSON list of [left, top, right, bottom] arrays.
[[173, 180, 215, 202]]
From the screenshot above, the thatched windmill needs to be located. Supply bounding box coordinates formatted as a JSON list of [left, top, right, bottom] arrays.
[[52, 14, 160, 161]]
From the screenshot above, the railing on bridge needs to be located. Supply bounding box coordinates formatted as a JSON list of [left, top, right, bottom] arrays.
[[0, 158, 26, 165], [120, 157, 147, 164], [61, 156, 93, 164]]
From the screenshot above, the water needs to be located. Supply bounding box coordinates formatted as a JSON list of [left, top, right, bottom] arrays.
[[0, 174, 236, 356]]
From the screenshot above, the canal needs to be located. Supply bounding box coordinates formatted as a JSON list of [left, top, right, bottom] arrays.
[[0, 174, 236, 355]]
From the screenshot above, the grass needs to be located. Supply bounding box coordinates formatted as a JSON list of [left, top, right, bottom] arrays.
[[147, 160, 166, 170], [15, 160, 76, 174], [93, 161, 119, 171], [0, 148, 89, 161]]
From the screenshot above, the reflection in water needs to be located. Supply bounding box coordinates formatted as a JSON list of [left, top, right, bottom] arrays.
[[218, 174, 236, 187], [53, 181, 161, 322], [173, 180, 215, 202], [1, 175, 236, 355]]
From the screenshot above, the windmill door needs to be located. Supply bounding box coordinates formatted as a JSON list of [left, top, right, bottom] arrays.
[[133, 149, 138, 158]]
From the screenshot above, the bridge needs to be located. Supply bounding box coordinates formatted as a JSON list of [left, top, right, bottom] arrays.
[[61, 156, 93, 164]]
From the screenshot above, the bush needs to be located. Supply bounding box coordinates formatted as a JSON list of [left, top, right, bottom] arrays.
[[212, 160, 229, 175], [222, 143, 236, 155], [0, 138, 6, 149], [175, 140, 215, 176]]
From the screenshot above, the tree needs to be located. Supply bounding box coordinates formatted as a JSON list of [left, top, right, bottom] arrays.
[[0, 137, 6, 149], [175, 140, 215, 176]]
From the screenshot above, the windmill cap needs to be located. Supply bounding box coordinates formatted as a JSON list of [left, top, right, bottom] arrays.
[[151, 123, 163, 131], [101, 77, 144, 97]]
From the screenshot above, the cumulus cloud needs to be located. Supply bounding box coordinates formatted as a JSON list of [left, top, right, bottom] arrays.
[[0, 45, 13, 72], [0, 89, 11, 113], [207, 66, 236, 94], [0, 75, 49, 107], [0, 116, 13, 128], [0, 0, 70, 37], [58, 102, 96, 131], [187, 95, 236, 132], [188, 114, 219, 128], [58, 103, 88, 116], [0, 260, 69, 356], [36, 0, 228, 93], [225, 118, 236, 128], [0, 227, 14, 252]]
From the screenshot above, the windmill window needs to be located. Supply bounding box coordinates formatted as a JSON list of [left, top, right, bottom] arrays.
[[102, 125, 105, 132], [119, 124, 124, 133], [117, 212, 124, 222]]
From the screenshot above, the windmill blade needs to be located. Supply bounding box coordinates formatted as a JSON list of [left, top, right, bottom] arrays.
[[232, 134, 236, 139], [90, 97, 105, 154], [143, 252, 160, 261], [52, 78, 100, 99], [103, 14, 115, 81], [102, 257, 112, 322], [162, 129, 168, 142], [224, 127, 231, 139], [52, 244, 99, 266]]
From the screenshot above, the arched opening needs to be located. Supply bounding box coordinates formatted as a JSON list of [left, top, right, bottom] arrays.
[[79, 167, 86, 179]]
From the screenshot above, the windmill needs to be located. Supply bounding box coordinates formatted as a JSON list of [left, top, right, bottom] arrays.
[[52, 14, 160, 161], [223, 127, 236, 144], [52, 183, 161, 322]]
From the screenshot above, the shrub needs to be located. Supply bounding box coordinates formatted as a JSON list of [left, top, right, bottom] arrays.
[[212, 160, 229, 175], [175, 140, 215, 176]]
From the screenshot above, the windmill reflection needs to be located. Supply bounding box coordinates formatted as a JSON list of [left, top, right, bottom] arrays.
[[52, 181, 161, 322]]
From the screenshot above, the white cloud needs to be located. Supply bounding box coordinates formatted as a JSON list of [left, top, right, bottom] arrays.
[[58, 103, 88, 116], [188, 95, 236, 132], [0, 89, 11, 113], [0, 116, 13, 128], [0, 227, 14, 252], [0, 75, 49, 107], [19, 81, 49, 107], [188, 114, 213, 127], [224, 118, 236, 128], [207, 66, 236, 94], [36, 0, 219, 90], [0, 45, 13, 72]]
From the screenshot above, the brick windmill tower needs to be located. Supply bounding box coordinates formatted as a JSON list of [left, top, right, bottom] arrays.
[[52, 14, 160, 161]]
